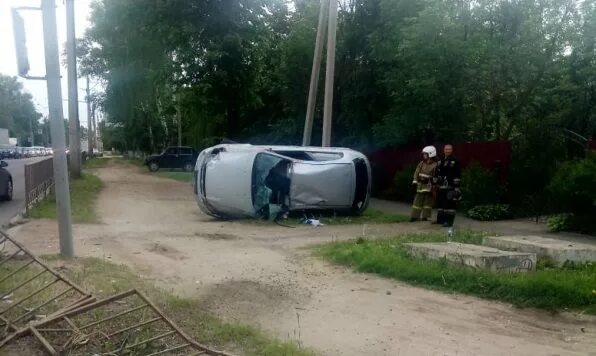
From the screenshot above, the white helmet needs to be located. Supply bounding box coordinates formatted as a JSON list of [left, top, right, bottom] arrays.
[[422, 145, 437, 158]]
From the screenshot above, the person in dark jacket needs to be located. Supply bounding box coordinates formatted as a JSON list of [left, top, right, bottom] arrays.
[[433, 144, 461, 227]]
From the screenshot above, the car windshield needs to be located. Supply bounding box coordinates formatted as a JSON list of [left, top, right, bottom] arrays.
[[251, 153, 290, 219]]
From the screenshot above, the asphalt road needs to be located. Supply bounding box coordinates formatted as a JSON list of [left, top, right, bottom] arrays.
[[0, 158, 45, 227]]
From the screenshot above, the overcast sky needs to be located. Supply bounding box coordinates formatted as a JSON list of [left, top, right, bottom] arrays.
[[0, 0, 97, 127]]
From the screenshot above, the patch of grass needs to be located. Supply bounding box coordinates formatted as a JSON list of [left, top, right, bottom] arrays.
[[34, 256, 315, 356], [83, 157, 113, 169], [300, 208, 408, 225], [123, 157, 144, 167], [244, 208, 408, 226], [316, 232, 596, 313], [84, 156, 144, 169], [29, 172, 103, 223], [331, 208, 409, 225], [154, 170, 193, 183]]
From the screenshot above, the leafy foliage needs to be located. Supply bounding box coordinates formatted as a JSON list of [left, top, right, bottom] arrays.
[[547, 153, 596, 233], [78, 0, 595, 155], [549, 153, 596, 213], [466, 204, 512, 221], [460, 163, 502, 210], [547, 213, 575, 232], [0, 75, 42, 145], [386, 164, 418, 203]]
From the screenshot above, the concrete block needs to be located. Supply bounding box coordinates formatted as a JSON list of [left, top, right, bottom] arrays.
[[483, 235, 596, 265], [405, 242, 536, 273]]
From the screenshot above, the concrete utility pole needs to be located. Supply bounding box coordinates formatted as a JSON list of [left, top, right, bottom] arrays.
[[41, 0, 74, 257], [177, 93, 182, 147], [92, 102, 97, 151], [66, 0, 81, 178], [302, 0, 329, 146], [86, 76, 93, 155], [322, 0, 338, 147]]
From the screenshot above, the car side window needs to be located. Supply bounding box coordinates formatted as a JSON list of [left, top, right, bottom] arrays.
[[180, 148, 192, 155], [165, 148, 178, 155]]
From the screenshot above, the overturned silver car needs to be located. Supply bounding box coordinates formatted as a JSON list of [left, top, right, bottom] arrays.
[[193, 144, 371, 219]]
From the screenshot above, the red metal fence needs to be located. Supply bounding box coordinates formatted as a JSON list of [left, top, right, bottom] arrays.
[[368, 141, 511, 190]]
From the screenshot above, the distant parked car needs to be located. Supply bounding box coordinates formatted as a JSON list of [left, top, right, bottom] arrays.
[[0, 160, 13, 201], [193, 144, 371, 219], [145, 146, 198, 172]]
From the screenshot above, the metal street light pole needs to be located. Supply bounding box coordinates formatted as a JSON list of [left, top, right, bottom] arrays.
[[66, 0, 81, 178], [41, 0, 74, 257]]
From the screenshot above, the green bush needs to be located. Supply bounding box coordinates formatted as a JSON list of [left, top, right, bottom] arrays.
[[547, 153, 596, 235], [460, 162, 502, 210], [547, 213, 574, 232], [466, 204, 512, 221], [386, 164, 417, 202], [549, 153, 596, 213]]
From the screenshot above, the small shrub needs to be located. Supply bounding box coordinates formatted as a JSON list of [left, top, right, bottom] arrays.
[[548, 213, 596, 235], [460, 163, 502, 210], [549, 153, 596, 213], [547, 213, 574, 232], [547, 153, 596, 235], [387, 164, 417, 202], [466, 204, 512, 221]]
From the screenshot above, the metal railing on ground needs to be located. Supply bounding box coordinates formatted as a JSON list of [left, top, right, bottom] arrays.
[[0, 231, 233, 356]]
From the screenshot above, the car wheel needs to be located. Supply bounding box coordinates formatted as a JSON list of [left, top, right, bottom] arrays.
[[183, 162, 194, 172], [149, 162, 160, 172]]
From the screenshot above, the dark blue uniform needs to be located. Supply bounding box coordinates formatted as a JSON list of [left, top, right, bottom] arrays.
[[434, 155, 461, 227]]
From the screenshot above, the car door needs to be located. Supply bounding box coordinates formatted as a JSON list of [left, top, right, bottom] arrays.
[[289, 162, 355, 209], [179, 147, 193, 167], [162, 147, 179, 168]]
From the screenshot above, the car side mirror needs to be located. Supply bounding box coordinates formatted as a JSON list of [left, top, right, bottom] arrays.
[[0, 161, 7, 168]]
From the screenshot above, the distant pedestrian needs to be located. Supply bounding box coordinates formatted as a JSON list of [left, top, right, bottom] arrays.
[[410, 146, 438, 222], [434, 144, 461, 227]]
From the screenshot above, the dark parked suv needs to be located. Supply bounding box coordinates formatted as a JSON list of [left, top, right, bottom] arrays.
[[0, 160, 13, 201], [145, 146, 198, 172]]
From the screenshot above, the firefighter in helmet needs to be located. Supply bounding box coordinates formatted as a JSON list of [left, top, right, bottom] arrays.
[[434, 144, 462, 227], [410, 146, 438, 222]]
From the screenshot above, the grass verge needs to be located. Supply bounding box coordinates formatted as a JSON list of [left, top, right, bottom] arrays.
[[316, 231, 596, 313], [29, 172, 103, 223], [83, 157, 112, 169], [245, 208, 409, 226], [297, 208, 409, 225], [3, 256, 313, 356], [154, 170, 193, 182]]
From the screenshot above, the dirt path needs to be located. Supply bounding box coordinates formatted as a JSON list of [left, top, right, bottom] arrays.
[[9, 163, 596, 356]]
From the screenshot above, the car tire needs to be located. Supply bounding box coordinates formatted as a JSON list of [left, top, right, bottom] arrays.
[[183, 162, 194, 172], [148, 162, 160, 172], [1, 180, 12, 201]]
